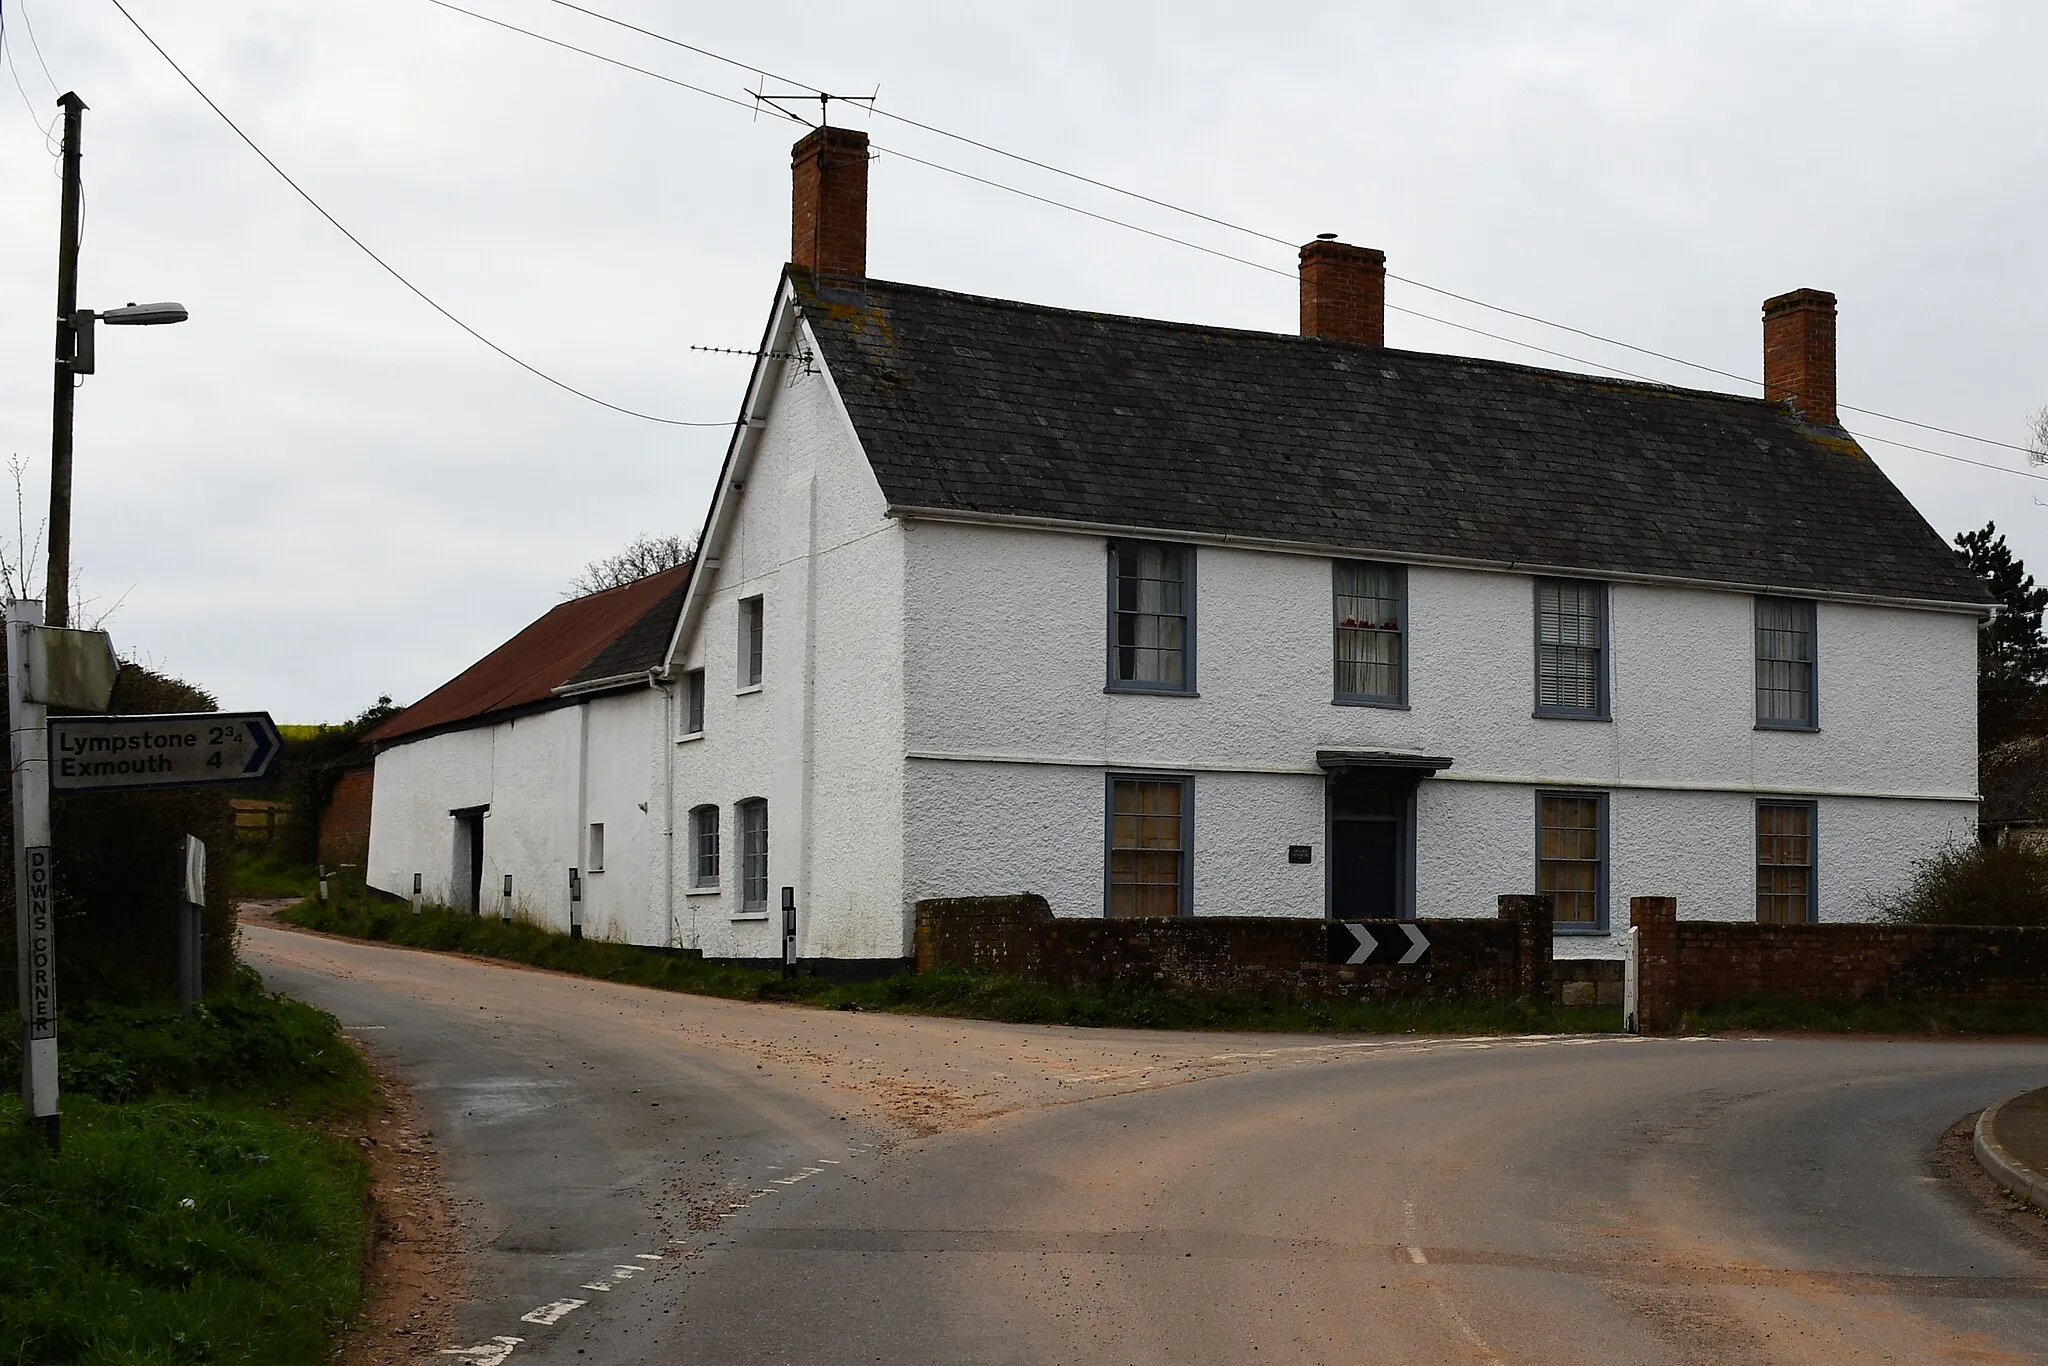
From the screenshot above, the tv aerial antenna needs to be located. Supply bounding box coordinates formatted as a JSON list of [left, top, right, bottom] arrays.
[[750, 82, 878, 128]]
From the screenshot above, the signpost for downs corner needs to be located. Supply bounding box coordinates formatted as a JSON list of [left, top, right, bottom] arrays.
[[6, 599, 279, 1151]]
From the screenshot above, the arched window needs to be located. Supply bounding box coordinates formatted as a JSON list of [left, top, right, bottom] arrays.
[[737, 799, 768, 911]]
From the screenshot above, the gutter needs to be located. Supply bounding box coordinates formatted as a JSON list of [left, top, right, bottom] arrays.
[[552, 668, 660, 700], [884, 505, 1992, 618]]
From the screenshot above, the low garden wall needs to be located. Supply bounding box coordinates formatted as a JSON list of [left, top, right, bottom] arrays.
[[915, 894, 1554, 1004], [1629, 896, 2048, 1030]]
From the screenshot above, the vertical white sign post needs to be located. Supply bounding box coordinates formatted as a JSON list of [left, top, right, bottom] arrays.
[[7, 599, 58, 1150], [179, 835, 205, 1014]]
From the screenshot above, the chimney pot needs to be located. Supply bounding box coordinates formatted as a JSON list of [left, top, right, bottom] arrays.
[[1761, 287, 1837, 427], [1299, 239, 1386, 346], [791, 125, 869, 278]]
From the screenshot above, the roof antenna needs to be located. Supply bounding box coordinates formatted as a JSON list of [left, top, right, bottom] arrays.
[[1316, 232, 1339, 241], [750, 82, 878, 128]]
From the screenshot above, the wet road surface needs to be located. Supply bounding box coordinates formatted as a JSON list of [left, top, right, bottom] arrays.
[[244, 922, 2048, 1364]]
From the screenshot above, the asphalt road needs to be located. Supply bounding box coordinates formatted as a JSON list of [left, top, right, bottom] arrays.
[[243, 922, 2048, 1365]]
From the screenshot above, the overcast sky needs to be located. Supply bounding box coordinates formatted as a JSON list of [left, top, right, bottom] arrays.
[[1, 1, 2044, 722]]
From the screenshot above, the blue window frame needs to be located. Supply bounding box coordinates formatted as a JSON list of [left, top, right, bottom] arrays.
[[739, 597, 764, 688], [1104, 774, 1192, 917], [1534, 579, 1609, 719], [738, 798, 768, 910], [1755, 598, 1818, 730], [690, 805, 719, 888], [1334, 561, 1407, 706], [1536, 789, 1608, 933], [1107, 542, 1194, 694], [1756, 800, 1818, 923]]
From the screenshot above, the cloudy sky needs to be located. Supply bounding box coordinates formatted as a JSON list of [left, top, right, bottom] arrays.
[[1, 1, 2043, 721]]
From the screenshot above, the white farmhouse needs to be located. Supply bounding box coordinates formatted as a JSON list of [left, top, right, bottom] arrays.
[[364, 564, 688, 943], [370, 126, 1987, 970]]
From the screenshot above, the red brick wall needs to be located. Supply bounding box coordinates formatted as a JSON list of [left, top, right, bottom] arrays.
[[318, 765, 373, 871], [1629, 898, 2048, 1029], [916, 894, 1554, 1004]]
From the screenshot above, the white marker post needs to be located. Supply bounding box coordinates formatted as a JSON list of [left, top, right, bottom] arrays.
[[179, 835, 205, 1014], [7, 600, 58, 1150]]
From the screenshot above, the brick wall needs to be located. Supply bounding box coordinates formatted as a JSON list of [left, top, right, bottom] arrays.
[[1629, 896, 2048, 1029], [916, 895, 1554, 1004], [318, 765, 373, 871]]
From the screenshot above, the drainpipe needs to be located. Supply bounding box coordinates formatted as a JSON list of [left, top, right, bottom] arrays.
[[655, 670, 676, 948], [574, 701, 590, 935]]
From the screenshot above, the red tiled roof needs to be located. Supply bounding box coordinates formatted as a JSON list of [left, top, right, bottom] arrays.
[[369, 563, 690, 746]]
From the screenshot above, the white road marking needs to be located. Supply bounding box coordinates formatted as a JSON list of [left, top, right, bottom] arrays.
[[1404, 1200, 1502, 1363], [611, 1265, 641, 1278], [519, 1299, 585, 1326], [438, 1337, 523, 1365], [773, 1166, 826, 1185], [581, 1281, 611, 1292], [635, 1253, 663, 1260]]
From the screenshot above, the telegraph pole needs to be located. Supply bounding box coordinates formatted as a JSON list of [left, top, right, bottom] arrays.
[[46, 92, 85, 629]]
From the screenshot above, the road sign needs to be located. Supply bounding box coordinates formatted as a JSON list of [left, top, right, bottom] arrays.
[[1328, 920, 1432, 966], [48, 711, 280, 793]]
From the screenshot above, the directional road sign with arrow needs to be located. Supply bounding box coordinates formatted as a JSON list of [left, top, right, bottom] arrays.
[[1328, 920, 1432, 966], [48, 711, 281, 793]]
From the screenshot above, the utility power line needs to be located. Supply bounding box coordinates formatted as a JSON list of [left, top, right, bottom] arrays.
[[501, 0, 2044, 470], [108, 0, 732, 428]]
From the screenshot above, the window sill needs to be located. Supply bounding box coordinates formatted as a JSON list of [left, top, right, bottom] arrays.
[[1753, 721, 1819, 733], [735, 684, 763, 697], [1104, 686, 1200, 698], [684, 885, 720, 897], [730, 910, 769, 922], [1553, 924, 1611, 936], [1333, 695, 1408, 710], [1532, 711, 1611, 723], [676, 730, 704, 744]]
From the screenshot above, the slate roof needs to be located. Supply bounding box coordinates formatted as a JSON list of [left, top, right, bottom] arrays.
[[792, 271, 1986, 607], [369, 562, 690, 747]]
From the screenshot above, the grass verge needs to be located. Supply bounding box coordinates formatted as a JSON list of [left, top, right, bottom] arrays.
[[280, 892, 1621, 1035], [1, 969, 375, 1365], [1676, 994, 2048, 1036]]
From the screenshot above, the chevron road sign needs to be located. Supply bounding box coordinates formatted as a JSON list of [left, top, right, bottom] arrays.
[[1328, 921, 1432, 966]]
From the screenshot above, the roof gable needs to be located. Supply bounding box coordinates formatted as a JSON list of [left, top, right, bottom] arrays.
[[792, 272, 1985, 607], [371, 562, 691, 746]]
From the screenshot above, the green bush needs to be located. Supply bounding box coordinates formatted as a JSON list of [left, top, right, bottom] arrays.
[[0, 965, 373, 1112], [1875, 838, 2048, 927], [232, 848, 319, 899]]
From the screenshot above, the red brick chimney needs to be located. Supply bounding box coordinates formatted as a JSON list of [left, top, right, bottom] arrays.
[[1299, 238, 1385, 346], [791, 126, 869, 277], [1762, 288, 1837, 427]]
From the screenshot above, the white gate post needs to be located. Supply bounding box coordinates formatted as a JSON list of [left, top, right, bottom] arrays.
[[1623, 924, 1640, 1035], [8, 599, 58, 1148]]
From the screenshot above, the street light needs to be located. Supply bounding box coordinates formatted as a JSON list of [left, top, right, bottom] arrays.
[[66, 304, 190, 377], [45, 89, 189, 627]]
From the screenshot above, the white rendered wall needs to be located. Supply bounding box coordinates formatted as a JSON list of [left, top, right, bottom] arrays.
[[366, 689, 662, 939], [899, 520, 1979, 956], [666, 336, 907, 961]]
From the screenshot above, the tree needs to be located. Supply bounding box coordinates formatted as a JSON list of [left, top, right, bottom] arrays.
[[567, 532, 695, 597], [2030, 404, 2048, 465], [1955, 522, 2048, 693]]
